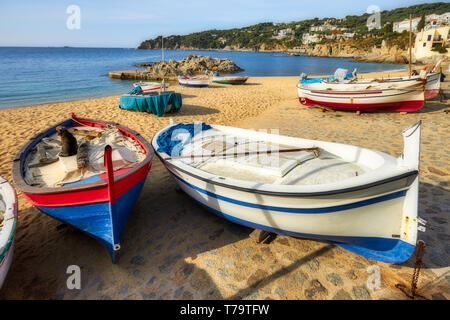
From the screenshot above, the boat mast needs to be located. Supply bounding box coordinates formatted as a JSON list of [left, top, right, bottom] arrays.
[[162, 35, 165, 62], [409, 14, 412, 78]]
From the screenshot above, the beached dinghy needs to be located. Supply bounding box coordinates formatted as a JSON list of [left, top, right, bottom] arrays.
[[297, 85, 425, 112], [12, 114, 154, 262], [0, 177, 17, 288], [300, 68, 440, 100], [178, 76, 210, 88], [153, 121, 422, 263], [212, 74, 249, 85], [133, 81, 169, 93]]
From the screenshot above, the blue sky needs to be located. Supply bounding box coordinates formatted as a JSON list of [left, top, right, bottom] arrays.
[[0, 0, 443, 47]]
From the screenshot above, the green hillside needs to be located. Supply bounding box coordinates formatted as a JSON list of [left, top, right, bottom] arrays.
[[138, 2, 450, 50]]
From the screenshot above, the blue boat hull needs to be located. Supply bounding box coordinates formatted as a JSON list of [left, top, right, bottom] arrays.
[[37, 178, 147, 262]]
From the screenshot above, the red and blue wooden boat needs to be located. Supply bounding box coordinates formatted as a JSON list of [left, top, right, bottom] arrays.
[[12, 114, 154, 262]]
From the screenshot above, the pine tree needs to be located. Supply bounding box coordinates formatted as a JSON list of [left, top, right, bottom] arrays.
[[418, 14, 426, 31]]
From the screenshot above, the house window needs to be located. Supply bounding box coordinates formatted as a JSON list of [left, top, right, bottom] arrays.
[[423, 42, 426, 47], [427, 35, 432, 41]]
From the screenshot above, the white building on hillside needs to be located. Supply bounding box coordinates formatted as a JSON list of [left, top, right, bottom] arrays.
[[302, 33, 319, 44], [273, 28, 294, 39], [394, 13, 450, 33], [393, 17, 421, 33], [414, 26, 449, 61]]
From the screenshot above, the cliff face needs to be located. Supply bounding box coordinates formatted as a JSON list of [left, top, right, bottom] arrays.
[[304, 43, 410, 64]]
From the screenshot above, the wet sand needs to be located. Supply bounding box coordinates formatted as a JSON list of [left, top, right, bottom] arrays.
[[0, 74, 448, 300]]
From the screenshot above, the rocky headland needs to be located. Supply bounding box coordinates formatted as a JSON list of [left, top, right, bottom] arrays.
[[110, 54, 244, 81]]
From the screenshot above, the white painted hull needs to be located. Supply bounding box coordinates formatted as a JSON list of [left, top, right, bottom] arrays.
[[178, 76, 210, 87], [297, 86, 425, 112], [0, 177, 17, 289], [153, 122, 422, 263], [212, 75, 249, 84], [133, 82, 169, 92]]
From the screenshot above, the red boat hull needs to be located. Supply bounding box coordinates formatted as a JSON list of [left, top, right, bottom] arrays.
[[425, 89, 439, 100], [299, 97, 424, 112]]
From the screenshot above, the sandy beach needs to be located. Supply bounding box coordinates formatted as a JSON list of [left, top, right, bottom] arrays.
[[0, 74, 448, 300]]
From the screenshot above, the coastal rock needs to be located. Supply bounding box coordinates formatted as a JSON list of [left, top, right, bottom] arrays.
[[139, 54, 244, 80]]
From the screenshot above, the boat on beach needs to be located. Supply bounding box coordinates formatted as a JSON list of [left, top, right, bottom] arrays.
[[133, 81, 169, 93], [212, 74, 249, 85], [12, 114, 154, 262], [0, 177, 17, 288], [152, 121, 422, 263], [299, 66, 441, 102], [178, 75, 210, 88], [297, 85, 425, 112]]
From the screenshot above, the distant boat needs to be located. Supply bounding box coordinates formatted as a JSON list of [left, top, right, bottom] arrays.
[[12, 114, 154, 262], [0, 177, 17, 289], [212, 74, 249, 85], [152, 121, 422, 263], [133, 81, 169, 93], [178, 76, 210, 88]]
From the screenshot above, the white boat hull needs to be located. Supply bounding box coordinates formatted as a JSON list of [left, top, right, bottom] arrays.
[[212, 75, 249, 84], [0, 177, 17, 289], [133, 82, 169, 92], [153, 122, 422, 263], [297, 86, 425, 112], [178, 76, 210, 87]]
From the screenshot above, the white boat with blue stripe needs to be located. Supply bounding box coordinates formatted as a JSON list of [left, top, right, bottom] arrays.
[[152, 121, 422, 263]]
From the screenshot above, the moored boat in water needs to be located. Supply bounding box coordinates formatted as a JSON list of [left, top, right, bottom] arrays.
[[153, 121, 422, 263], [12, 114, 154, 262], [0, 177, 17, 288]]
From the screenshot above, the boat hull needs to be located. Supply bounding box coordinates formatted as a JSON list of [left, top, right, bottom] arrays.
[[162, 162, 416, 263], [298, 87, 425, 112], [212, 76, 248, 85], [0, 240, 14, 289], [136, 84, 169, 93], [153, 121, 422, 263], [0, 177, 17, 289], [12, 116, 154, 262], [424, 72, 441, 99], [178, 76, 209, 87]]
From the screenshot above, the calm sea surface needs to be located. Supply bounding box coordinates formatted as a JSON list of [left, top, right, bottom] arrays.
[[0, 47, 405, 109]]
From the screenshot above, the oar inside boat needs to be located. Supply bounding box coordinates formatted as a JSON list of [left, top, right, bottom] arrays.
[[166, 147, 321, 161]]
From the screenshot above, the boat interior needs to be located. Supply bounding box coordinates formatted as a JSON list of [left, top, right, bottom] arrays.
[[23, 124, 146, 188], [171, 127, 373, 186]]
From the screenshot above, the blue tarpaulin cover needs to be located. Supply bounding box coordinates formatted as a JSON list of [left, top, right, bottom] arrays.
[[157, 123, 212, 157], [119, 91, 182, 117]]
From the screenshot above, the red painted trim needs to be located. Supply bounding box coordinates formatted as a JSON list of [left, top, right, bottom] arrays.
[[425, 90, 439, 100], [22, 161, 151, 207], [299, 97, 424, 112], [104, 146, 116, 205]]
